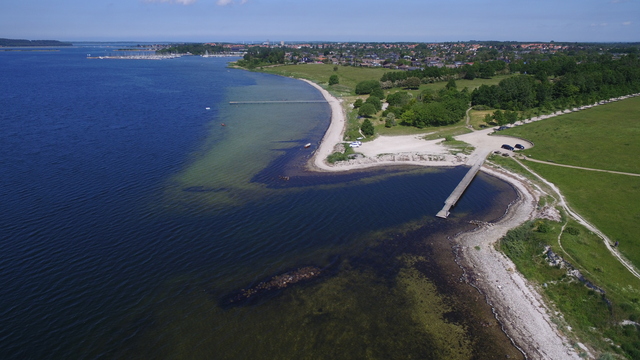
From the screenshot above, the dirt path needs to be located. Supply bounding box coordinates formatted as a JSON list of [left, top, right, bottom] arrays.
[[512, 157, 640, 281], [523, 157, 640, 177]]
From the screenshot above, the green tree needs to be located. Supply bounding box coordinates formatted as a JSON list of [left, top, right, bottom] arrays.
[[385, 113, 397, 128], [361, 119, 375, 136], [493, 109, 507, 125], [445, 78, 457, 90], [366, 96, 382, 112], [370, 87, 385, 99], [358, 103, 376, 117], [329, 74, 339, 86], [355, 80, 382, 95], [386, 91, 412, 107], [353, 99, 363, 108], [404, 77, 421, 89]]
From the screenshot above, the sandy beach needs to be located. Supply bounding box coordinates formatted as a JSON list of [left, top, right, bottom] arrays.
[[303, 79, 586, 359]]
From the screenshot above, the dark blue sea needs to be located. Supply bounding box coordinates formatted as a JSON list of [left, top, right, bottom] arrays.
[[0, 46, 523, 359]]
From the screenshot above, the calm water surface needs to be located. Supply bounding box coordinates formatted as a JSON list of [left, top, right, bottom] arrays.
[[0, 46, 522, 359]]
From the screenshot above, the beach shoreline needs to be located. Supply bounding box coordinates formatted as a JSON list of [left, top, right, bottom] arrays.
[[302, 78, 583, 359]]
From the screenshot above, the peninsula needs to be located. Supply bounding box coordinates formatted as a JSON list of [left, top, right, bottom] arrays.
[[298, 77, 640, 359], [0, 38, 72, 47], [235, 41, 640, 358]]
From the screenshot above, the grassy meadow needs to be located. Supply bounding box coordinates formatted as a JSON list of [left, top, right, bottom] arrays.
[[491, 97, 640, 358], [501, 97, 640, 267], [260, 64, 392, 96], [506, 98, 640, 174], [498, 217, 640, 358]]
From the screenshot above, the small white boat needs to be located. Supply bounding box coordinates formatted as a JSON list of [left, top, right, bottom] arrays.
[[205, 107, 211, 110], [304, 143, 311, 148]]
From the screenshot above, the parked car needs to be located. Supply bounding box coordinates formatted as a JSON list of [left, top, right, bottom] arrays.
[[501, 144, 514, 151], [349, 141, 362, 148], [515, 144, 525, 149]]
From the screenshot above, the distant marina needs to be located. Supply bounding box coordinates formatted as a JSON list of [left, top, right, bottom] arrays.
[[87, 51, 244, 60], [87, 53, 183, 60]]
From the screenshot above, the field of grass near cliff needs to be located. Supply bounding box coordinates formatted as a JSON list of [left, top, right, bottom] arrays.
[[494, 96, 640, 358], [506, 97, 640, 174], [499, 219, 640, 359], [501, 96, 640, 268]]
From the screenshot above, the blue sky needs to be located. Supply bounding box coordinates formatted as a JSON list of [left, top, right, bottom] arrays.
[[1, 0, 638, 42]]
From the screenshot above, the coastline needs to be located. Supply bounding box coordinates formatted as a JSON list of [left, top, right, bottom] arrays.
[[301, 78, 584, 358]]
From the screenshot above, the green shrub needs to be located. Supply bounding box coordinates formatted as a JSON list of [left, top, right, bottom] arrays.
[[565, 227, 580, 236], [327, 152, 349, 163], [355, 80, 381, 95]]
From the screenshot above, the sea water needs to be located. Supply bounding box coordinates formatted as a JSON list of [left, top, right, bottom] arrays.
[[0, 46, 523, 359]]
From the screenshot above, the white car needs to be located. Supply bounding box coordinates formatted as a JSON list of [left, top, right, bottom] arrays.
[[349, 141, 362, 148]]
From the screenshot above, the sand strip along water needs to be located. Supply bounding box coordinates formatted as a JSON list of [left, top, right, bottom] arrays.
[[302, 78, 583, 359]]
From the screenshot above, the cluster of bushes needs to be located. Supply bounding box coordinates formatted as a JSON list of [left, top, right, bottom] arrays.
[[483, 109, 521, 125], [500, 220, 640, 360], [353, 81, 385, 121], [383, 80, 469, 128]]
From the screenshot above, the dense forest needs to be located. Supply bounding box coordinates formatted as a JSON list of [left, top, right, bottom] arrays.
[[471, 54, 640, 112], [0, 38, 72, 47], [377, 54, 640, 129], [234, 47, 285, 68]]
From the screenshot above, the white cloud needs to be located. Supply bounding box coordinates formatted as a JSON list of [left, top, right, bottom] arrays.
[[216, 0, 248, 5], [623, 21, 632, 25], [144, 0, 198, 5]]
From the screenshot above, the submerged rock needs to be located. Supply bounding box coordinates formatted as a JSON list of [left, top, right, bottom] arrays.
[[222, 266, 322, 306]]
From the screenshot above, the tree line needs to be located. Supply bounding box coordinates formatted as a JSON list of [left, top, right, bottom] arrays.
[[157, 43, 225, 55], [235, 47, 285, 68], [472, 54, 640, 111], [379, 60, 508, 86]]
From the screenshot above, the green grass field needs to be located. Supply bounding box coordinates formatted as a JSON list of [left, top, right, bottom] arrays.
[[491, 97, 640, 358], [498, 218, 640, 358], [506, 97, 640, 174], [260, 64, 392, 95], [421, 74, 512, 92], [524, 162, 640, 267], [500, 97, 640, 267]]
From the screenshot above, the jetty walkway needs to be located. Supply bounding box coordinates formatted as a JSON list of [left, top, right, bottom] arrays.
[[229, 100, 327, 105], [436, 149, 491, 218]]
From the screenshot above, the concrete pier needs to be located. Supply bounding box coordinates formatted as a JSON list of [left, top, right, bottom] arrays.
[[436, 149, 491, 218]]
